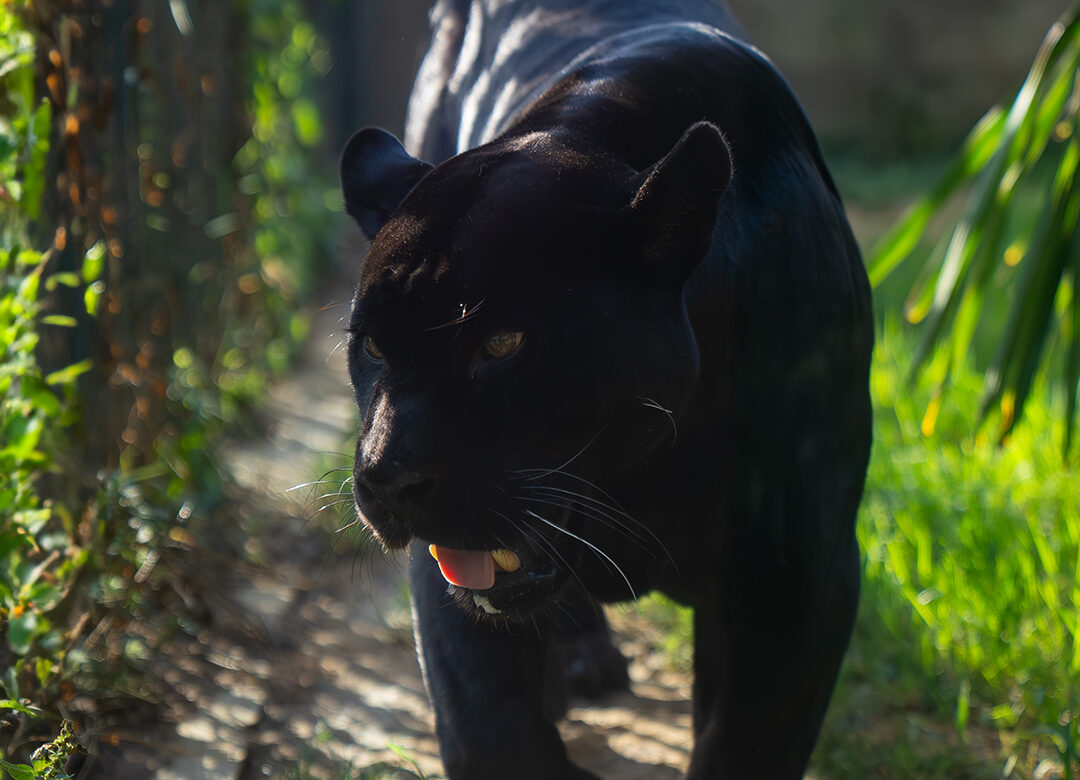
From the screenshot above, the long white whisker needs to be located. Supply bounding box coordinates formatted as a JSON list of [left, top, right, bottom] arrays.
[[491, 508, 589, 595], [523, 509, 636, 601], [527, 484, 642, 529], [517, 495, 653, 551], [513, 466, 630, 517], [527, 485, 673, 563], [289, 477, 353, 496], [316, 498, 356, 514], [638, 395, 678, 444], [525, 485, 677, 574], [523, 426, 608, 483]]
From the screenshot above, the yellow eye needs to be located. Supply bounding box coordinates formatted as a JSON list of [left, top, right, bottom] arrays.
[[483, 331, 524, 359], [363, 335, 384, 361]]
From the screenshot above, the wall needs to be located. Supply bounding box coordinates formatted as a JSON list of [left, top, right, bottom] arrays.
[[326, 1, 1074, 157]]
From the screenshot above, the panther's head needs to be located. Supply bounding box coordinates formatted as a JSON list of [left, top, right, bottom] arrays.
[[339, 123, 730, 617]]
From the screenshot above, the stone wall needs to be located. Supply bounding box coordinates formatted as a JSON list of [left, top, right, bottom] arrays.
[[327, 1, 1074, 157], [728, 0, 1072, 154]]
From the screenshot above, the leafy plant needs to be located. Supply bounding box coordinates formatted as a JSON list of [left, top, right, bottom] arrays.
[[0, 718, 81, 779], [1, 4, 89, 762], [868, 5, 1080, 456]]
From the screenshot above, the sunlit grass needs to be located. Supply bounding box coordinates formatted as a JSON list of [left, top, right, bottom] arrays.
[[855, 320, 1079, 778]]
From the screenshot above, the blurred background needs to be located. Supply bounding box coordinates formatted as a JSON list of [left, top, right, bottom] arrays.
[[1, 1, 1078, 778]]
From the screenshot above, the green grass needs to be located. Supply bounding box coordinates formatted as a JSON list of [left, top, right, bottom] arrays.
[[843, 321, 1079, 779]]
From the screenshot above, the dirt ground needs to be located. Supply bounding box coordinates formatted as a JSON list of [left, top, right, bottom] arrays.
[[70, 297, 700, 780]]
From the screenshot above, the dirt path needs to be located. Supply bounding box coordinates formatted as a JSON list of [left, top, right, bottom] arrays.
[[75, 297, 695, 779]]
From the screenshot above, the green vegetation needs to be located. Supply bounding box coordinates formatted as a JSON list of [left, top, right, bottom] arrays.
[[824, 324, 1078, 778], [2, 0, 1077, 777], [1, 0, 337, 770], [1, 6, 88, 771], [869, 5, 1080, 457]]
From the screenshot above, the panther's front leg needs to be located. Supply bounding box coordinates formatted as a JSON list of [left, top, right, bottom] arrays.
[[686, 533, 861, 779], [408, 541, 599, 780]]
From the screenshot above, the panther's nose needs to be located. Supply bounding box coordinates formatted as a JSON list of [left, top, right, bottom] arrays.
[[357, 461, 434, 507]]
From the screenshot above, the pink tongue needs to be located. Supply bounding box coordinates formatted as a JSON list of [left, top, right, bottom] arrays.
[[433, 546, 495, 590]]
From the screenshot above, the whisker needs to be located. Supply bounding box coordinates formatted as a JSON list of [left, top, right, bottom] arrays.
[[517, 495, 654, 552], [512, 468, 677, 571], [521, 426, 608, 483], [527, 484, 641, 529], [286, 473, 353, 493], [313, 499, 355, 516], [335, 516, 365, 534], [526, 485, 672, 562], [523, 509, 636, 601], [328, 339, 348, 359], [513, 466, 629, 516], [489, 508, 589, 596], [638, 395, 678, 444], [423, 298, 487, 331]]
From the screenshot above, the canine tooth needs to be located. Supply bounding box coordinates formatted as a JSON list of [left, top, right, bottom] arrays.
[[473, 594, 502, 614], [491, 548, 520, 572]]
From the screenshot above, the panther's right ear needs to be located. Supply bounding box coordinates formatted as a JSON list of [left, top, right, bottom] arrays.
[[340, 128, 434, 242]]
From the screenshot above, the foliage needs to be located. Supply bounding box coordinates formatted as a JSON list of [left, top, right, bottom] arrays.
[[1, 3, 87, 766], [861, 322, 1079, 778], [867, 6, 1080, 457], [0, 718, 80, 779], [2, 0, 338, 767]]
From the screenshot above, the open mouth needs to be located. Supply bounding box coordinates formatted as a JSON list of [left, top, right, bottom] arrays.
[[427, 542, 568, 615]]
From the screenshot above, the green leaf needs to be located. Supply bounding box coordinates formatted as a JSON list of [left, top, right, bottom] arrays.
[[39, 314, 77, 328], [18, 375, 62, 417], [0, 759, 38, 780], [44, 359, 92, 387], [1064, 240, 1080, 458], [16, 268, 40, 302], [0, 699, 42, 717], [84, 282, 104, 316], [291, 98, 323, 147], [874, 5, 1080, 451], [867, 107, 1006, 286], [44, 272, 80, 292], [22, 100, 51, 220], [4, 414, 43, 461], [81, 241, 106, 283], [6, 609, 38, 655], [984, 136, 1080, 438]]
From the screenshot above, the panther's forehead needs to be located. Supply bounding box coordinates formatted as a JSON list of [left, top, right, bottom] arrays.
[[355, 134, 635, 344]]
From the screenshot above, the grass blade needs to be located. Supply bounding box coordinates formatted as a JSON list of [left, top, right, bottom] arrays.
[[1061, 196, 1080, 458]]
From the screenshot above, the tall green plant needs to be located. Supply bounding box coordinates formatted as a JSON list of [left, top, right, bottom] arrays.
[[869, 5, 1080, 456]]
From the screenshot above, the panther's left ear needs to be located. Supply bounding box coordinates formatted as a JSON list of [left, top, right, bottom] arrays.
[[629, 121, 732, 280], [340, 127, 434, 242]]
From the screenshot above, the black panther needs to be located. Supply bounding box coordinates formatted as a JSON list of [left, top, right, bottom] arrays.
[[339, 1, 872, 777]]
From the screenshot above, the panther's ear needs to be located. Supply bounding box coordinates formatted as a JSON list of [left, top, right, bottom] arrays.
[[629, 121, 732, 280], [340, 127, 434, 242]]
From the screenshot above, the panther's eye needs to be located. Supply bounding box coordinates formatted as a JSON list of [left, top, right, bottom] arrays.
[[483, 331, 524, 359], [362, 335, 384, 362]]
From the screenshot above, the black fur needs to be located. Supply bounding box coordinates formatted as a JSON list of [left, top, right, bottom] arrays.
[[340, 2, 872, 777]]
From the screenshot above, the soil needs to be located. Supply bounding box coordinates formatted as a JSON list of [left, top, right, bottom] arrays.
[[70, 297, 697, 780]]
